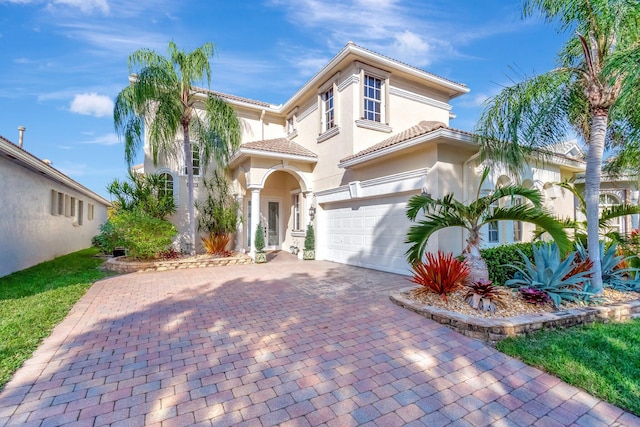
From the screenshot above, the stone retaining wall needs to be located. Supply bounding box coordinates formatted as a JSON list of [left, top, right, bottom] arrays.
[[103, 254, 253, 274], [390, 286, 640, 344]]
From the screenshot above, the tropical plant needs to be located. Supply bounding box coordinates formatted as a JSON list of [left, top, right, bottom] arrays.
[[406, 167, 570, 282], [505, 242, 595, 308], [107, 170, 176, 220], [475, 0, 640, 294], [409, 251, 470, 301], [464, 280, 507, 312], [537, 179, 640, 244], [575, 241, 640, 291], [519, 287, 552, 306], [114, 41, 242, 256], [196, 169, 239, 256]]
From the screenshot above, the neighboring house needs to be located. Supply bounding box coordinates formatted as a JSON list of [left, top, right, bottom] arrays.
[[0, 134, 110, 278], [143, 42, 586, 275]]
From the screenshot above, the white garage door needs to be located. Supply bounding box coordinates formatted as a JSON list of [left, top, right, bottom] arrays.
[[320, 194, 413, 275]]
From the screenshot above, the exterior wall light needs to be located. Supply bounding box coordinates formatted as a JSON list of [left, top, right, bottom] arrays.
[[309, 205, 317, 220]]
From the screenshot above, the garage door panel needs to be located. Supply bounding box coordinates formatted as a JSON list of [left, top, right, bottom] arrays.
[[322, 195, 413, 275]]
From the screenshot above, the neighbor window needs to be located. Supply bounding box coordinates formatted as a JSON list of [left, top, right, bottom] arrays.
[[322, 87, 335, 131], [77, 200, 84, 226], [88, 203, 95, 221], [363, 75, 382, 122], [57, 192, 64, 215], [64, 194, 71, 217]]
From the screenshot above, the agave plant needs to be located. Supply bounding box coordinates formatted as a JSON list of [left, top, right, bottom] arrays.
[[409, 251, 470, 301], [505, 242, 594, 308], [464, 280, 506, 312], [519, 287, 551, 306], [575, 242, 640, 292]]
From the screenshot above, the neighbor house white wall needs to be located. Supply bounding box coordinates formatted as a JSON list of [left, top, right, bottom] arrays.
[[0, 155, 109, 277]]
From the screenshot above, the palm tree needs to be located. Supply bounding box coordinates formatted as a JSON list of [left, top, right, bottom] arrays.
[[475, 0, 640, 293], [406, 168, 569, 283], [114, 41, 242, 256]]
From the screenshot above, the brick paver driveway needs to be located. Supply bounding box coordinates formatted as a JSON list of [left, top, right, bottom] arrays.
[[1, 255, 638, 426]]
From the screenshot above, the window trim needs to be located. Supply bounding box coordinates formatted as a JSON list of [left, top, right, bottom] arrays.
[[181, 143, 201, 177], [317, 74, 340, 141], [157, 169, 178, 201], [357, 62, 390, 125]]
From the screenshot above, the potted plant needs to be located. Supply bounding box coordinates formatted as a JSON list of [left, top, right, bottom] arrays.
[[303, 224, 315, 260], [254, 225, 267, 263]]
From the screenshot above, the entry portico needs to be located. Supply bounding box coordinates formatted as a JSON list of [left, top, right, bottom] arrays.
[[229, 138, 317, 256]]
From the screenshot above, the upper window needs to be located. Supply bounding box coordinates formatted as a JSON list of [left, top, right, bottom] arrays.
[[363, 75, 382, 122], [183, 145, 200, 176], [322, 88, 335, 132]]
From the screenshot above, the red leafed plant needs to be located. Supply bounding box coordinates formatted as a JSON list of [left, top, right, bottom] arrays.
[[563, 257, 594, 281], [410, 251, 470, 301]]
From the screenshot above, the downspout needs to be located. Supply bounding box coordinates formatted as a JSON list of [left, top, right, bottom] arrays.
[[260, 109, 266, 140]]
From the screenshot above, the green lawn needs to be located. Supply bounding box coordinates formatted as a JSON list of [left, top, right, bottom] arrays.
[[497, 320, 640, 416], [0, 248, 108, 389]]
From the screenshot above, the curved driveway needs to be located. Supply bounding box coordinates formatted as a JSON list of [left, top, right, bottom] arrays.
[[1, 255, 638, 426]]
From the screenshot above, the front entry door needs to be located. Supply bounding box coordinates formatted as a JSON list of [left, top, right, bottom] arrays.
[[267, 201, 279, 247]]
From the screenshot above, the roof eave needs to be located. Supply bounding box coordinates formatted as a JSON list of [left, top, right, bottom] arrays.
[[338, 128, 475, 169], [281, 43, 469, 113], [229, 148, 318, 168], [0, 139, 111, 206]]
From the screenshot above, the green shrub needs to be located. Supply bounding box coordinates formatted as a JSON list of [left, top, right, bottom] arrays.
[[254, 224, 265, 253], [91, 220, 119, 254], [103, 210, 176, 260], [480, 243, 535, 286], [304, 224, 315, 251]]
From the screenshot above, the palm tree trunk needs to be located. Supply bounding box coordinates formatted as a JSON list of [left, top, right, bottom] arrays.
[[463, 230, 489, 284], [184, 124, 196, 256], [585, 112, 607, 294]]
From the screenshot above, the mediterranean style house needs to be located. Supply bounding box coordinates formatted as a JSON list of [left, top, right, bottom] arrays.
[[142, 42, 589, 275], [0, 131, 110, 277]]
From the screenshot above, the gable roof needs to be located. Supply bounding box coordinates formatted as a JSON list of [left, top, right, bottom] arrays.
[[0, 135, 111, 206]]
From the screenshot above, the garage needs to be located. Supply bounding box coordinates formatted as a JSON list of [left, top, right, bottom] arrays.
[[319, 194, 413, 275]]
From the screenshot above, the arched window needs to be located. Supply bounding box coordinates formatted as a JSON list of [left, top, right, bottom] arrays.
[[158, 172, 174, 199]]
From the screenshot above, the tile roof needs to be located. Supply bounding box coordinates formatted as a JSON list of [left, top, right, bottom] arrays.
[[241, 138, 318, 158], [340, 121, 454, 163], [192, 86, 273, 108]]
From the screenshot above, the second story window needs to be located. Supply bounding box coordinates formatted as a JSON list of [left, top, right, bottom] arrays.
[[322, 88, 335, 131], [364, 75, 382, 122], [183, 145, 200, 176]]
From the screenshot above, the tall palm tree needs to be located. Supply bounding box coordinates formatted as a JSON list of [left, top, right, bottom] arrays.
[[406, 168, 569, 283], [475, 0, 640, 293], [114, 41, 242, 256]]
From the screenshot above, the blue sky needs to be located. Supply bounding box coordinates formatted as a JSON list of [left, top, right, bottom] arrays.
[[0, 0, 570, 200]]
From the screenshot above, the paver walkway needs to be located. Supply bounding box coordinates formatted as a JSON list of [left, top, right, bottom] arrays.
[[1, 256, 638, 426]]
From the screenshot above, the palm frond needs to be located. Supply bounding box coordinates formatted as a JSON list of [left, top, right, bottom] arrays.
[[405, 210, 467, 265]]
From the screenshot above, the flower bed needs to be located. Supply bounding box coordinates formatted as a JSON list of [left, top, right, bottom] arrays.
[[390, 286, 640, 344]]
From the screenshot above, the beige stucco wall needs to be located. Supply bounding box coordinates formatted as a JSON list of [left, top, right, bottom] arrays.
[[0, 157, 108, 277]]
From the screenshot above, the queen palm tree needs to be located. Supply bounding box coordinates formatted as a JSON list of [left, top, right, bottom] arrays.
[[114, 41, 242, 256], [406, 168, 569, 282], [475, 0, 640, 293]]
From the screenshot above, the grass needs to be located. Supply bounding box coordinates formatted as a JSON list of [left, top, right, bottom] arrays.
[[497, 320, 640, 416], [0, 248, 108, 389]]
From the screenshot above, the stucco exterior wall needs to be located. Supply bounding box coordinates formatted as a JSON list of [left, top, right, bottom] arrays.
[[0, 157, 108, 277]]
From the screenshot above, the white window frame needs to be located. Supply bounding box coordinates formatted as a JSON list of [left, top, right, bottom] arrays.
[[321, 87, 335, 132], [317, 75, 340, 142], [488, 200, 499, 243], [356, 62, 390, 126], [182, 143, 201, 177], [363, 74, 382, 122], [292, 192, 303, 232], [600, 192, 624, 234], [157, 169, 178, 201]]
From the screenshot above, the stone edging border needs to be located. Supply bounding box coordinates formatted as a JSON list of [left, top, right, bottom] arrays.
[[390, 286, 640, 344], [103, 254, 253, 274]]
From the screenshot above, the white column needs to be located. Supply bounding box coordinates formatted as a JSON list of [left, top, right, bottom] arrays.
[[250, 188, 261, 257], [234, 194, 244, 252]]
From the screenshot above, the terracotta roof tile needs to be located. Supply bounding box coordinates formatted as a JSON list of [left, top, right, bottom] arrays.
[[340, 121, 451, 163], [192, 86, 273, 108], [242, 138, 318, 158]]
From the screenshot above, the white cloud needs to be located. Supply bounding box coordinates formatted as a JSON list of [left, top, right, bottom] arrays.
[[69, 93, 113, 117], [79, 133, 120, 145], [53, 0, 109, 14]]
